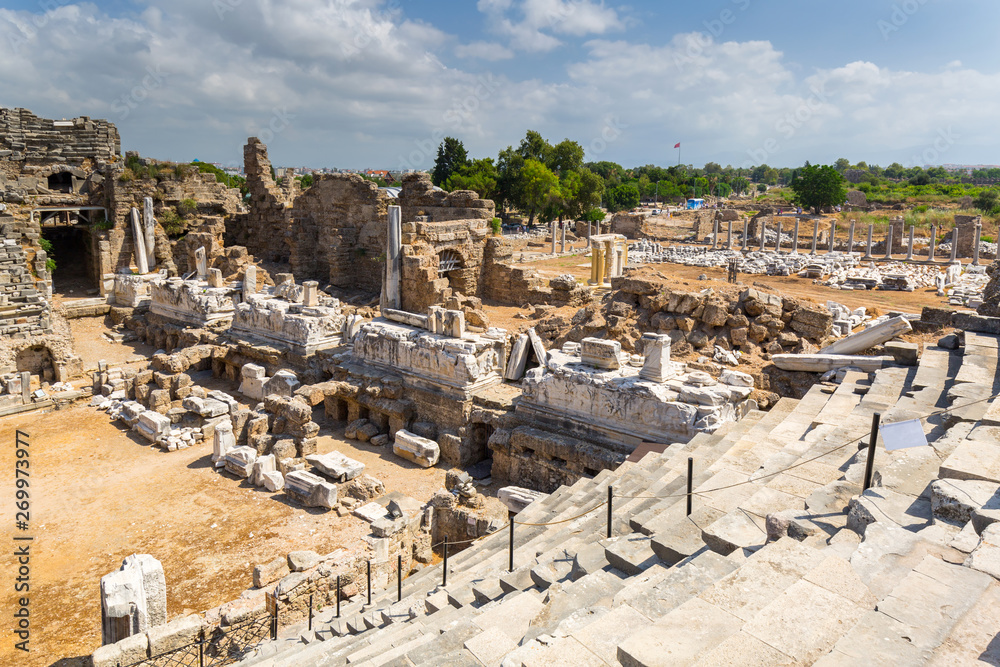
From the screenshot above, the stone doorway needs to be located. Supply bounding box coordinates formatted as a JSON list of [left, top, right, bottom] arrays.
[[16, 345, 55, 383], [42, 226, 96, 297]]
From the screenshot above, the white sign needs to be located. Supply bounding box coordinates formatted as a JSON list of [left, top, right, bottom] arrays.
[[879, 419, 928, 451]]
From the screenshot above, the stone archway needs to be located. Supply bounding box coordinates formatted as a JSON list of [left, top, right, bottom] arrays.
[[16, 345, 55, 383]]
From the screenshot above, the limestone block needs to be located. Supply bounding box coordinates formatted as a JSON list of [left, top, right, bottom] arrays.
[[820, 316, 912, 355], [284, 470, 338, 509], [264, 370, 299, 398], [92, 633, 149, 667], [302, 281, 319, 307], [183, 397, 229, 418], [224, 446, 258, 478], [147, 614, 203, 656], [287, 550, 321, 572], [498, 486, 547, 513], [251, 454, 277, 487], [212, 419, 235, 467], [393, 429, 440, 468], [581, 337, 621, 370], [772, 354, 893, 373], [931, 479, 1000, 524], [639, 334, 672, 382], [136, 410, 171, 442], [262, 470, 284, 492], [100, 554, 166, 646], [207, 268, 224, 288], [443, 309, 465, 338], [353, 501, 391, 524], [720, 370, 754, 387], [307, 451, 365, 482], [253, 556, 289, 588]]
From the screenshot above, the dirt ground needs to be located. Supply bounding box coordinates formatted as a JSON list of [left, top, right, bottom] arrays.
[[0, 399, 446, 666]]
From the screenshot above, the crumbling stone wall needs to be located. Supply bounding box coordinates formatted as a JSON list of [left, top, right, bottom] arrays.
[[479, 237, 591, 307], [398, 173, 493, 223], [227, 138, 297, 264], [955, 214, 982, 258], [0, 107, 120, 167], [610, 212, 644, 239], [288, 174, 389, 292]]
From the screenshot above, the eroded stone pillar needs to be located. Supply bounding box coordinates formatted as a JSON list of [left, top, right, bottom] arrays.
[[590, 246, 604, 285], [827, 220, 836, 254], [383, 205, 402, 310], [640, 334, 673, 383], [974, 223, 982, 266], [811, 220, 819, 255], [195, 246, 207, 279], [759, 218, 766, 251], [950, 227, 959, 262], [712, 218, 719, 250], [929, 225, 937, 261], [587, 222, 592, 248], [742, 218, 750, 252], [551, 222, 557, 254], [907, 226, 915, 261], [561, 223, 567, 253], [603, 241, 613, 284], [775, 219, 783, 253], [303, 281, 319, 307], [792, 220, 800, 253], [142, 197, 156, 270], [864, 224, 873, 259], [244, 265, 257, 300], [884, 226, 894, 260], [130, 208, 149, 274], [848, 220, 856, 255], [727, 219, 734, 249]]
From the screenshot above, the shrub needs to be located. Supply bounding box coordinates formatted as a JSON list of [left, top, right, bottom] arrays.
[[177, 198, 198, 218], [158, 209, 185, 236], [39, 238, 56, 273], [490, 217, 502, 235]]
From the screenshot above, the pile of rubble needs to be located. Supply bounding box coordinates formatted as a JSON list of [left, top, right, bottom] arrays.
[[627, 241, 860, 277]]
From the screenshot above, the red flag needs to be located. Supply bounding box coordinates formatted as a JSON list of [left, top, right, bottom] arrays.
[[674, 142, 681, 148]]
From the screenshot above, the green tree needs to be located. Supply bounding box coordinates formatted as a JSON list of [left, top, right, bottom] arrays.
[[789, 164, 847, 213], [445, 157, 498, 202], [432, 137, 468, 187], [974, 188, 1000, 213], [834, 158, 851, 172], [495, 146, 525, 217], [519, 159, 560, 226], [884, 162, 906, 179], [605, 183, 640, 213]]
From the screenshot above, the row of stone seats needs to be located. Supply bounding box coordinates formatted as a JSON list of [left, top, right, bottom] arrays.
[[232, 337, 1000, 665]]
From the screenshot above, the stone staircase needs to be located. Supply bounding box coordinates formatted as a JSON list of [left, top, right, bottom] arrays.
[[231, 337, 1000, 666]]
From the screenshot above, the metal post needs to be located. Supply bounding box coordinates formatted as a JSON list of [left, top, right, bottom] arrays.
[[443, 541, 449, 587], [607, 486, 614, 538], [811, 220, 819, 254], [862, 412, 881, 491], [272, 602, 279, 641], [309, 594, 314, 631], [198, 628, 204, 667], [508, 519, 515, 572], [397, 554, 402, 602], [366, 560, 371, 606], [337, 576, 341, 618], [686, 457, 694, 516]]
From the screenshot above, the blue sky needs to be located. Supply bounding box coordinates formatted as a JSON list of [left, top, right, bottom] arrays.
[[1, 0, 998, 170]]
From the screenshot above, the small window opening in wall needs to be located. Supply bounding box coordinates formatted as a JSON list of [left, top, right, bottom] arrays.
[[584, 467, 599, 477], [523, 447, 535, 456], [551, 456, 567, 466]]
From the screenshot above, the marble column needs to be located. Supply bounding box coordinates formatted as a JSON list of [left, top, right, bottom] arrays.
[[973, 223, 982, 266], [907, 226, 915, 261], [587, 222, 592, 248], [759, 218, 766, 251], [792, 219, 800, 253], [383, 205, 402, 310], [712, 218, 719, 250], [929, 225, 937, 261], [243, 265, 257, 301], [602, 242, 613, 284], [848, 220, 856, 255], [742, 219, 750, 252], [142, 197, 156, 270], [827, 220, 835, 254], [811, 220, 819, 255], [195, 246, 207, 279], [884, 225, 894, 260], [775, 219, 783, 253], [950, 228, 959, 262], [589, 246, 602, 285], [727, 219, 734, 249], [130, 208, 149, 274], [864, 224, 874, 260], [551, 221, 557, 254]]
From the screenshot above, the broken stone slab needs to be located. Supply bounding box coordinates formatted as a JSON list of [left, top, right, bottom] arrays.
[[239, 363, 267, 401], [287, 550, 321, 572], [527, 328, 548, 369], [135, 410, 171, 443], [846, 487, 932, 536], [497, 486, 547, 513], [253, 556, 290, 588], [264, 370, 300, 398], [224, 446, 258, 478], [581, 337, 622, 370], [212, 419, 235, 467], [251, 454, 277, 487], [284, 470, 338, 509], [964, 523, 1000, 581], [719, 369, 754, 387], [884, 341, 919, 366], [772, 354, 894, 373], [505, 333, 530, 381], [820, 315, 912, 355], [352, 501, 391, 524], [182, 396, 229, 418], [262, 470, 284, 492], [931, 479, 1000, 525], [306, 451, 365, 482], [393, 429, 440, 468]]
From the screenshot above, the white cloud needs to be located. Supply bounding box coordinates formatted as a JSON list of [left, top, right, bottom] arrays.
[[478, 0, 624, 53], [455, 41, 515, 61]]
